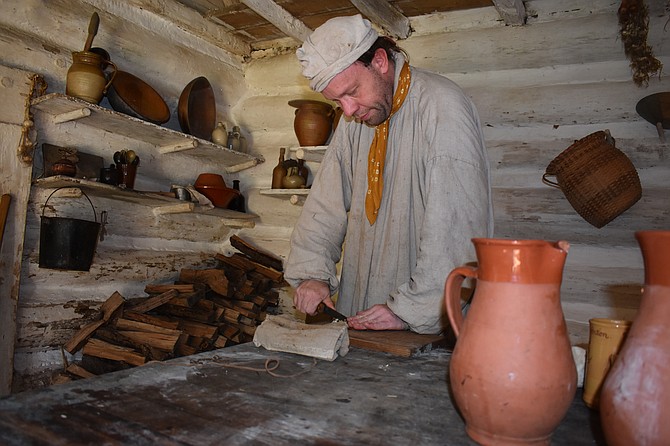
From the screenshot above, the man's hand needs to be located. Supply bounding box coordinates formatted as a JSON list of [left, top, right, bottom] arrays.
[[347, 304, 407, 331], [294, 279, 332, 315]]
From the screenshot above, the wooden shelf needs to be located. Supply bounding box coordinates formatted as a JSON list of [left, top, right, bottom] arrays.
[[259, 188, 309, 205], [31, 93, 264, 173], [289, 146, 326, 162], [259, 188, 309, 196], [35, 176, 257, 228]]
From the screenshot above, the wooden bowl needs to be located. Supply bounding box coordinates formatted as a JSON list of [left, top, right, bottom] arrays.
[[107, 71, 170, 124], [178, 77, 216, 140]]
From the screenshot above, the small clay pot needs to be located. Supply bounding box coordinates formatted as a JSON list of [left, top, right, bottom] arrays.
[[288, 99, 334, 146], [282, 167, 305, 189]]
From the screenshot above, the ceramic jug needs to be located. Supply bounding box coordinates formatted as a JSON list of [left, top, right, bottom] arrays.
[[445, 238, 576, 446], [211, 122, 227, 145], [282, 167, 305, 189], [66, 51, 117, 104], [599, 230, 670, 446]]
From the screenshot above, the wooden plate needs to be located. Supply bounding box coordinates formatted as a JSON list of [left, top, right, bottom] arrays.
[[107, 71, 170, 124], [178, 77, 216, 140]]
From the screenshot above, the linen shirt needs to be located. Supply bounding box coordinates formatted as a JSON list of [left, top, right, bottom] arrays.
[[284, 55, 494, 334]]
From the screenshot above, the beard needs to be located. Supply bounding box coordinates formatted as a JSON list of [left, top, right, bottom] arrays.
[[361, 66, 394, 127]]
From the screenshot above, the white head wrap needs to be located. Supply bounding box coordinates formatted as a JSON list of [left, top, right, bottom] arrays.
[[296, 15, 379, 92]]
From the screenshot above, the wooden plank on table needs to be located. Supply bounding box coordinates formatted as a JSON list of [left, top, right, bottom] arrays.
[[348, 330, 449, 357]]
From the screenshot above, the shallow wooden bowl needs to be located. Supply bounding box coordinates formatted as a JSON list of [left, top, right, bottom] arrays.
[[107, 71, 170, 124], [178, 77, 216, 140]]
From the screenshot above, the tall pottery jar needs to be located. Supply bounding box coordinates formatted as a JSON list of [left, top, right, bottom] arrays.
[[445, 238, 576, 446], [288, 100, 334, 146], [599, 230, 670, 446], [66, 51, 117, 104]]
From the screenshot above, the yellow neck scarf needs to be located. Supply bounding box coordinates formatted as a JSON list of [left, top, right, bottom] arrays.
[[365, 62, 411, 225]]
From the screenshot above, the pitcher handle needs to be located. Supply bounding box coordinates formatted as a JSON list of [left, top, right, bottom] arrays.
[[102, 60, 118, 95], [444, 265, 478, 338]]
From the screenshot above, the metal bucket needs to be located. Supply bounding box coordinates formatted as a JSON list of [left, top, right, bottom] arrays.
[[39, 188, 101, 271]]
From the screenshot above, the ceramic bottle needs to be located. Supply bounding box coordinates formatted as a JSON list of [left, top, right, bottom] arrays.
[[229, 126, 242, 152], [271, 147, 288, 189], [211, 122, 227, 145], [599, 230, 670, 446], [229, 179, 246, 213], [444, 238, 576, 446]]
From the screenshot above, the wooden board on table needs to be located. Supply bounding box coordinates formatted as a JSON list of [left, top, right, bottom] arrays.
[[348, 329, 451, 357]]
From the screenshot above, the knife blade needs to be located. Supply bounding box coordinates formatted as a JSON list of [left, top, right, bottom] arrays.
[[317, 302, 348, 322]]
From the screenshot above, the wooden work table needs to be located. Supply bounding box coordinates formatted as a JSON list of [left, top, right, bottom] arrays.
[[0, 343, 603, 445]]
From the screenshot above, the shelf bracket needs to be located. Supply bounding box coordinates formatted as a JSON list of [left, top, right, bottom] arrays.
[[152, 202, 195, 216], [53, 107, 92, 124], [159, 140, 199, 154]]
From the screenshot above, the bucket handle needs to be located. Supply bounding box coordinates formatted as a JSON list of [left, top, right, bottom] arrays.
[[42, 187, 97, 222]]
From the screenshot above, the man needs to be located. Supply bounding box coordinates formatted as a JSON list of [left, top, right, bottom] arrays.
[[284, 15, 494, 334]]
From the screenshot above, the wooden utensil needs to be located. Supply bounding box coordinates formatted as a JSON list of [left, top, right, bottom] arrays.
[[83, 12, 100, 52]]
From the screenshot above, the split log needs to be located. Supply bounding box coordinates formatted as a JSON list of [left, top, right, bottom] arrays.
[[157, 304, 215, 323], [117, 330, 180, 353], [114, 318, 183, 336], [64, 292, 125, 354], [230, 234, 284, 272], [144, 284, 195, 294], [82, 338, 146, 366], [129, 289, 179, 314], [123, 312, 180, 330], [66, 363, 96, 379], [215, 253, 283, 283], [177, 320, 218, 340], [179, 269, 229, 296]]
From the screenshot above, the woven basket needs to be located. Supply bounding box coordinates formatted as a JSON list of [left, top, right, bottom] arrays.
[[542, 130, 642, 228]]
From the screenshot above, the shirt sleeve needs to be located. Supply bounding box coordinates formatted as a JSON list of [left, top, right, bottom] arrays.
[[283, 130, 352, 295]]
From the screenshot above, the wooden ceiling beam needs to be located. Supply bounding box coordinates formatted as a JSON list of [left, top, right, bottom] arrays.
[[83, 0, 251, 60], [240, 0, 313, 43], [349, 0, 411, 39], [492, 0, 527, 26]]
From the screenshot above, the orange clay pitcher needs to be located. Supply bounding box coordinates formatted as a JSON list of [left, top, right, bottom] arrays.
[[445, 238, 577, 446], [599, 230, 670, 446]]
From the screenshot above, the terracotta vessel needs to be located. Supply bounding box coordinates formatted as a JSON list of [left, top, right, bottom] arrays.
[[66, 51, 117, 104], [599, 230, 670, 446], [289, 100, 334, 146], [445, 238, 576, 446]]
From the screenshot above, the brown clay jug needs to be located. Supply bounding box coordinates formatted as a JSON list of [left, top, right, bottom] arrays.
[[66, 50, 117, 104], [445, 238, 576, 446], [288, 100, 334, 146], [599, 230, 670, 446], [282, 167, 305, 189]]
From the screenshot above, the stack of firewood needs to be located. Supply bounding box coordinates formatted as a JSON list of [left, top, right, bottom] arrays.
[[57, 235, 286, 382]]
